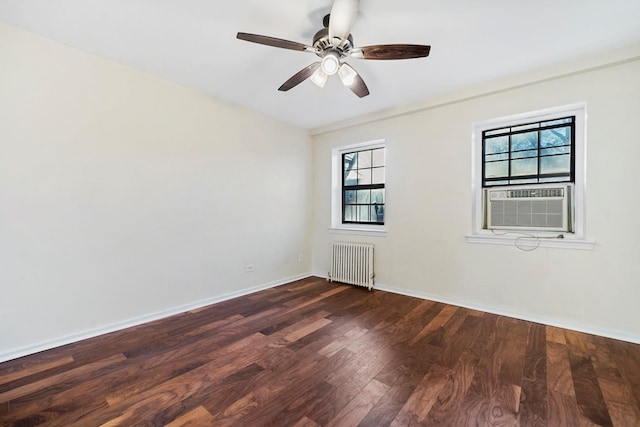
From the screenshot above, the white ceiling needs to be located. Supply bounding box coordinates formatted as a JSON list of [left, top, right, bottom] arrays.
[[1, 0, 640, 129]]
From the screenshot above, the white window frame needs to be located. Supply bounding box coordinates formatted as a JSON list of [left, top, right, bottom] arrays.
[[467, 103, 595, 250], [331, 139, 387, 236]]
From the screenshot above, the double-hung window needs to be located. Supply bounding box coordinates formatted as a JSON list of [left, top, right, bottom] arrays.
[[469, 103, 593, 249], [342, 148, 386, 225], [331, 140, 386, 233]]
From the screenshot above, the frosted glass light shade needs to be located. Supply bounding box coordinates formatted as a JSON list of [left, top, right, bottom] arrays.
[[338, 63, 357, 86], [310, 68, 328, 88]]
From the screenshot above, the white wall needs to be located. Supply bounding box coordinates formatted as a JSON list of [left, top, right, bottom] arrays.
[[0, 24, 313, 361], [311, 51, 640, 343]]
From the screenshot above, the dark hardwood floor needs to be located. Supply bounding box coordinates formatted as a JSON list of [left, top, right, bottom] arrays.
[[1, 276, 640, 426]]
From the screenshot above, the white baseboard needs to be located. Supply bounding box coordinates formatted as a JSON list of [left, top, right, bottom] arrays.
[[312, 272, 640, 345], [5, 272, 637, 363], [0, 273, 312, 364]]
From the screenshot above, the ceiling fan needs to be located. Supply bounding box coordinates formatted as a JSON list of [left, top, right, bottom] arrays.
[[236, 0, 431, 98]]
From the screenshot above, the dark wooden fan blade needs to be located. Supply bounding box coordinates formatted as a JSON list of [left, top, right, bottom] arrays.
[[357, 44, 431, 60], [278, 62, 321, 92], [236, 32, 311, 52], [348, 69, 369, 98]]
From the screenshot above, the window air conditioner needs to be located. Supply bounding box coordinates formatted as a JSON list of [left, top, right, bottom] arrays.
[[486, 184, 572, 232]]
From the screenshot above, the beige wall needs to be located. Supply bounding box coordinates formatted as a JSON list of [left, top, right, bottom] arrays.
[[311, 53, 640, 343], [0, 24, 313, 361]]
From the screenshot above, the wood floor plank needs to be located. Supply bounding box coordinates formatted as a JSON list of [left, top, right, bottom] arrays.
[[164, 405, 214, 427], [326, 379, 389, 426], [606, 339, 640, 412], [408, 304, 457, 345], [569, 354, 614, 427], [519, 322, 548, 426], [358, 383, 417, 426], [284, 317, 332, 342], [0, 353, 126, 404], [547, 390, 581, 426], [0, 355, 74, 388], [268, 381, 336, 425], [0, 277, 639, 426], [547, 341, 576, 396], [547, 325, 568, 345], [425, 349, 481, 425], [391, 363, 450, 426], [451, 313, 495, 366]]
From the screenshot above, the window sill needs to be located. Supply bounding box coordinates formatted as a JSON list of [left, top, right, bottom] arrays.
[[329, 226, 387, 237], [465, 233, 595, 250]]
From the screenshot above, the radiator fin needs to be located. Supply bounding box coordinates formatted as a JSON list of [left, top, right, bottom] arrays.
[[329, 242, 374, 290]]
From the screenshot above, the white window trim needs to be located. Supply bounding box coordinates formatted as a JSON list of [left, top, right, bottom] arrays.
[[330, 139, 387, 236], [467, 103, 595, 250]]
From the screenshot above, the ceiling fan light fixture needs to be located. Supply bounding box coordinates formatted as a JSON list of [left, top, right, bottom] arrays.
[[310, 68, 328, 88], [321, 52, 340, 76], [338, 63, 357, 86], [236, 0, 430, 97]]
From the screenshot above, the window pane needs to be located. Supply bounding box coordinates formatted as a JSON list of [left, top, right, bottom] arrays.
[[344, 170, 358, 185], [541, 117, 573, 126], [485, 180, 509, 186], [356, 190, 370, 204], [485, 160, 508, 178], [511, 132, 538, 151], [485, 127, 510, 136], [371, 189, 385, 204], [511, 158, 538, 176], [539, 176, 569, 183], [371, 205, 384, 223], [540, 154, 570, 175], [344, 205, 356, 222], [486, 153, 509, 162], [357, 169, 372, 185], [512, 123, 539, 132], [358, 206, 370, 222], [372, 167, 385, 184], [344, 153, 357, 170], [358, 150, 372, 169], [509, 178, 539, 185], [540, 128, 571, 148], [512, 149, 538, 160], [372, 148, 385, 167], [485, 136, 509, 154], [344, 190, 356, 205], [540, 146, 570, 156]]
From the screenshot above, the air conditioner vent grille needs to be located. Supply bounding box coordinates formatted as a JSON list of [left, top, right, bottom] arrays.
[[486, 184, 571, 232], [490, 200, 564, 228]]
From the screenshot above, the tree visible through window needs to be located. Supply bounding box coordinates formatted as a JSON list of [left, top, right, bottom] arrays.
[[342, 148, 385, 224], [483, 117, 575, 187]]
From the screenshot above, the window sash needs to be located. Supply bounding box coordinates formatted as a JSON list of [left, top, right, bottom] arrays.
[[482, 117, 575, 187], [342, 150, 385, 225]]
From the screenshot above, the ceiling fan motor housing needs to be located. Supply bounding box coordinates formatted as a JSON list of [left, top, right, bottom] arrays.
[[313, 27, 353, 58]]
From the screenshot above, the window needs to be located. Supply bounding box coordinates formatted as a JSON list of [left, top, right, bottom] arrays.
[[331, 140, 386, 234], [342, 148, 385, 225], [483, 117, 575, 187], [468, 103, 594, 249]]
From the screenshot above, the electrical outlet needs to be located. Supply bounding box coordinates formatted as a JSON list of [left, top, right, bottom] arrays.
[[245, 264, 254, 273], [298, 253, 304, 262]]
